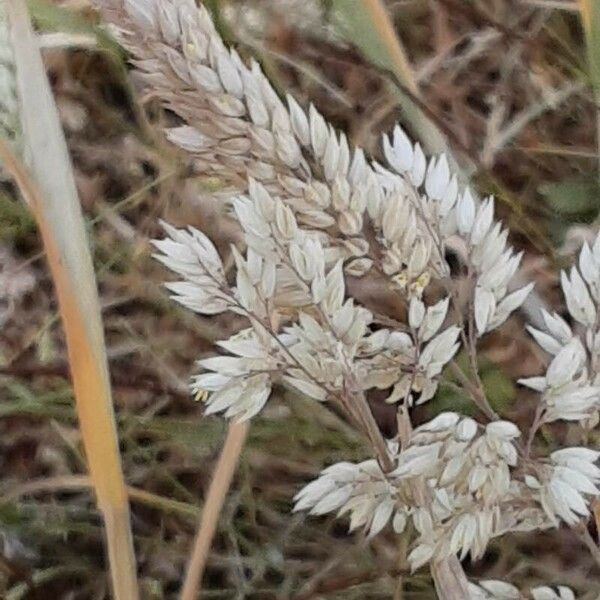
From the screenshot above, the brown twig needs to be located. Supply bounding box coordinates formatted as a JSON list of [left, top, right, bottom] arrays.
[[180, 420, 249, 600], [0, 475, 200, 518]]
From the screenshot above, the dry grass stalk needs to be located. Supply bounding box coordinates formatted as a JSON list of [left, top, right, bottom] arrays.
[[354, 0, 419, 97], [180, 420, 249, 600], [335, 0, 450, 159], [3, 1, 138, 597]]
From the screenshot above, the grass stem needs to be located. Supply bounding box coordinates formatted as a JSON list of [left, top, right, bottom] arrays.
[[180, 420, 249, 600], [3, 2, 139, 596]]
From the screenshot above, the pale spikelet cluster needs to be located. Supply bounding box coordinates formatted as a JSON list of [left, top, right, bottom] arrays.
[[525, 447, 600, 526], [396, 415, 521, 568], [520, 339, 598, 423], [93, 0, 536, 309], [94, 0, 380, 272], [293, 412, 527, 569], [469, 580, 575, 600], [292, 454, 402, 538], [521, 233, 600, 426], [93, 0, 599, 595], [381, 126, 533, 317], [152, 177, 466, 415], [362, 296, 460, 404]]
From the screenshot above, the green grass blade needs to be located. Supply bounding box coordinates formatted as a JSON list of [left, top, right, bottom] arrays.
[[333, 0, 453, 160]]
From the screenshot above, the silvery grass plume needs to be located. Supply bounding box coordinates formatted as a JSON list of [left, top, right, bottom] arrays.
[[92, 0, 599, 597]]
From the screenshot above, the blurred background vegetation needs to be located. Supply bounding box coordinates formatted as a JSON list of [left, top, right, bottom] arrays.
[[1, 0, 600, 597]]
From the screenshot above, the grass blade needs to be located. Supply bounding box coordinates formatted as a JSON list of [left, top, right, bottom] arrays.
[[180, 420, 249, 600], [333, 0, 451, 159], [3, 1, 139, 597]]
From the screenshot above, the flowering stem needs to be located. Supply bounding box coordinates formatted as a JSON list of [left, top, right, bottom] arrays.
[[345, 375, 394, 472], [525, 403, 544, 458], [430, 557, 470, 599], [449, 360, 497, 421]]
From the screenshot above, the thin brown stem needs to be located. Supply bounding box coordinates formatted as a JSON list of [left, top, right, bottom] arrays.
[[180, 420, 249, 600], [525, 403, 545, 458], [430, 557, 470, 599], [449, 360, 498, 421], [344, 375, 394, 472]]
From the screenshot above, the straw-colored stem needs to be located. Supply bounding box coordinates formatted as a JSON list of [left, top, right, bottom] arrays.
[[104, 505, 139, 599], [3, 2, 139, 597], [360, 0, 419, 96], [180, 420, 249, 600], [430, 558, 470, 599], [0, 136, 139, 600]]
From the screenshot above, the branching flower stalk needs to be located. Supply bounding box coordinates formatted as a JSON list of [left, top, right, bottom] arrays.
[[92, 1, 600, 598]]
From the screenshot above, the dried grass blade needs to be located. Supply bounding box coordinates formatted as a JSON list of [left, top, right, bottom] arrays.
[[333, 0, 451, 159], [180, 420, 249, 600], [3, 1, 138, 597]]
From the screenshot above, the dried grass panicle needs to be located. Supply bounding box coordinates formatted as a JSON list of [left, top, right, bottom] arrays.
[[92, 0, 600, 598], [94, 0, 531, 317]]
